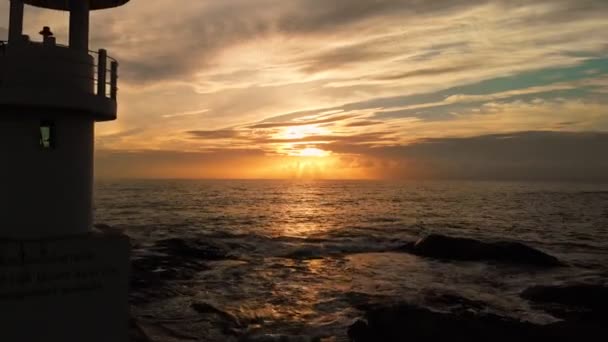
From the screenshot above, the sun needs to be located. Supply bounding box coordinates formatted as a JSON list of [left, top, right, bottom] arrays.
[[274, 124, 333, 158]]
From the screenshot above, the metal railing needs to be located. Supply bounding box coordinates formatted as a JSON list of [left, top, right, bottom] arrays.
[[90, 48, 119, 99], [0, 40, 119, 100]]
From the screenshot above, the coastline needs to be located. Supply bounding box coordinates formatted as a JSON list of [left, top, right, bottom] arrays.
[[127, 233, 608, 341]]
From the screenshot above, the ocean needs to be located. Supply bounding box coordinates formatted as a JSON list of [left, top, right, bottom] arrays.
[[95, 180, 608, 340]]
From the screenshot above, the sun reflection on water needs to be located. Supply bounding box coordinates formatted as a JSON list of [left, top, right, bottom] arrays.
[[271, 182, 337, 237]]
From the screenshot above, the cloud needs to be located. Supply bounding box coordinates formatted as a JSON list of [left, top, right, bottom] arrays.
[[259, 132, 396, 145], [96, 131, 608, 181], [95, 148, 267, 179], [251, 57, 608, 126], [96, 128, 145, 148], [296, 40, 394, 74], [344, 120, 383, 127], [162, 109, 209, 119], [247, 114, 355, 129], [329, 131, 608, 181], [187, 130, 243, 140], [5, 0, 608, 182], [4, 0, 607, 85], [372, 65, 479, 81]]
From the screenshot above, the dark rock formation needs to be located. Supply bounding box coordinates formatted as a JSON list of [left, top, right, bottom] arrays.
[[156, 237, 230, 260], [521, 283, 608, 321], [400, 234, 563, 267], [347, 301, 604, 342], [348, 303, 541, 342], [129, 318, 154, 342], [130, 237, 232, 304], [192, 302, 241, 327], [423, 291, 487, 314], [240, 335, 321, 342]]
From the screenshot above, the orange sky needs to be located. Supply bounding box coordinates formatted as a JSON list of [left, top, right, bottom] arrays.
[[3, 0, 608, 180]]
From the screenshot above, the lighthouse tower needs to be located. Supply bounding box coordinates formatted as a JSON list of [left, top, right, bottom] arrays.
[[0, 1, 132, 342], [0, 0, 129, 238]]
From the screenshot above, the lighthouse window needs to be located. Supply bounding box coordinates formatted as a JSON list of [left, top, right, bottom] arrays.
[[39, 121, 55, 149]]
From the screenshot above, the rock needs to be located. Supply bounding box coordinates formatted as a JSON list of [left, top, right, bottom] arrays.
[[241, 335, 320, 342], [129, 318, 154, 342], [347, 302, 603, 342], [130, 253, 206, 287], [94, 223, 125, 235], [192, 302, 241, 327], [129, 237, 233, 304], [423, 292, 487, 314], [156, 238, 230, 260], [282, 246, 325, 260], [347, 320, 370, 341], [129, 261, 201, 304], [401, 234, 562, 267], [521, 283, 608, 320], [348, 303, 541, 342]]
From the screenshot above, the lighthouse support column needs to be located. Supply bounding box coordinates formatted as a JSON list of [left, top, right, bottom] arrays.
[[8, 0, 24, 43], [69, 0, 90, 51]]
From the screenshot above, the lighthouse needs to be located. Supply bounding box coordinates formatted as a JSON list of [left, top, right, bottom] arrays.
[[0, 1, 131, 341], [1, 0, 129, 238]]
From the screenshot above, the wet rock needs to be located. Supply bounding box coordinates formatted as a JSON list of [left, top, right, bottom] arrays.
[[130, 253, 206, 288], [134, 301, 243, 342], [129, 317, 154, 342], [152, 323, 201, 340], [192, 302, 241, 328], [156, 238, 230, 260], [347, 320, 369, 341], [342, 291, 392, 309], [241, 334, 321, 342], [521, 283, 608, 320], [348, 303, 540, 342], [129, 237, 234, 304], [423, 292, 487, 314], [400, 234, 562, 267], [94, 223, 125, 235], [282, 246, 326, 260], [347, 302, 603, 342]]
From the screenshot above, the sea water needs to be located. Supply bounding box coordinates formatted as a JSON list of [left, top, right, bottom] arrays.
[[95, 180, 608, 338]]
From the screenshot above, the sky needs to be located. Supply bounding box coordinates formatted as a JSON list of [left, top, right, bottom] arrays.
[[2, 0, 608, 180]]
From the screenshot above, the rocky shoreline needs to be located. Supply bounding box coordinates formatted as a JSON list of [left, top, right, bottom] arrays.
[[128, 234, 607, 341], [399, 234, 564, 267], [348, 283, 607, 342]]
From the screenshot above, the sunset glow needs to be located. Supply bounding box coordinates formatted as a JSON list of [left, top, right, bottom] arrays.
[[280, 125, 328, 141], [292, 148, 331, 158], [4, 2, 607, 341], [5, 0, 606, 180]]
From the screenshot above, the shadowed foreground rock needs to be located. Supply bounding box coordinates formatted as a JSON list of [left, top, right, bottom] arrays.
[[521, 283, 608, 321], [400, 234, 563, 267], [130, 237, 232, 304], [130, 318, 154, 342], [348, 302, 603, 342]]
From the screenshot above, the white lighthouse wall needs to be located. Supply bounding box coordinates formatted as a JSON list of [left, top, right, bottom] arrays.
[[0, 112, 94, 238]]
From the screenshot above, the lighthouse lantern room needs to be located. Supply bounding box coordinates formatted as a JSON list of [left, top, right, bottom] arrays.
[[0, 0, 129, 238]]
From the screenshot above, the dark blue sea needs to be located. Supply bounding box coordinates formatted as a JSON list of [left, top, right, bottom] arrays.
[[95, 180, 608, 340]]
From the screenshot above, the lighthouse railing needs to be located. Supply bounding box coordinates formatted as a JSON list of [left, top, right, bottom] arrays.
[[90, 48, 119, 100], [0, 40, 118, 100]]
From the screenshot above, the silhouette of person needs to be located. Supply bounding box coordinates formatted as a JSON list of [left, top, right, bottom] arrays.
[[39, 26, 55, 45]]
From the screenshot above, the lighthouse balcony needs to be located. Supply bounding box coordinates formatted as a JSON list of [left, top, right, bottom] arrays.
[[0, 40, 119, 121]]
